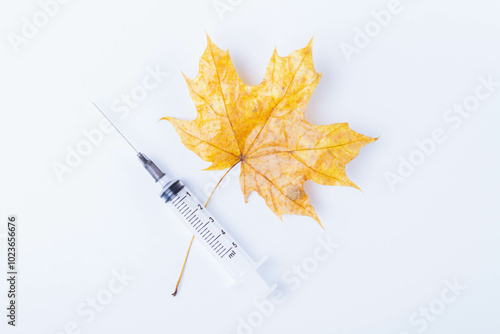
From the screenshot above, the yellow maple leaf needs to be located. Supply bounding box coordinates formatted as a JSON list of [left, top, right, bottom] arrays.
[[162, 36, 376, 226]]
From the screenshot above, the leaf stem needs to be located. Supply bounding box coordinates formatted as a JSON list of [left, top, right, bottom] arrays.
[[204, 161, 240, 207], [172, 161, 239, 297], [172, 235, 194, 297]]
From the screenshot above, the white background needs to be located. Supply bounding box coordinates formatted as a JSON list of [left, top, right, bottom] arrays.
[[1, 0, 499, 333]]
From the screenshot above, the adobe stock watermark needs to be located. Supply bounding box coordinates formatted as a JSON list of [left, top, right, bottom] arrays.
[[385, 74, 498, 191], [213, 0, 244, 21], [51, 65, 169, 183], [223, 235, 340, 334], [398, 278, 466, 334], [340, 0, 406, 64], [48, 268, 134, 334], [7, 0, 73, 54]]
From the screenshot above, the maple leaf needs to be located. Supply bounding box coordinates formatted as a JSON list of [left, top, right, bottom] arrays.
[[162, 36, 376, 226]]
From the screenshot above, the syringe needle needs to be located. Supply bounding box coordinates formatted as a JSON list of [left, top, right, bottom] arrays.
[[90, 101, 166, 182], [90, 100, 139, 154], [90, 101, 275, 299]]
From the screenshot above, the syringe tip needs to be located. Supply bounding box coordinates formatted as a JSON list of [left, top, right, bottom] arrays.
[[137, 153, 166, 182]]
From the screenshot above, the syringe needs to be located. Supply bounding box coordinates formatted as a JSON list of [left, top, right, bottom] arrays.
[[91, 102, 276, 299]]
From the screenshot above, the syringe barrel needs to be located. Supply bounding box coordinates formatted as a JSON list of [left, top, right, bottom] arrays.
[[159, 178, 275, 297]]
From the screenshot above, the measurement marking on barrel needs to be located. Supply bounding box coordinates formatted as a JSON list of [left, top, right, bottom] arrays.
[[210, 235, 220, 246], [187, 209, 198, 220], [174, 196, 186, 208]]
